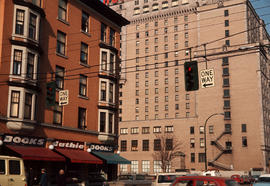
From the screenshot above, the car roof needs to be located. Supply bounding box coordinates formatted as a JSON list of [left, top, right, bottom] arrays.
[[260, 174, 270, 177], [175, 176, 229, 180]]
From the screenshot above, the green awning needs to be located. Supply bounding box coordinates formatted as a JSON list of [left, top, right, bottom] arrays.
[[92, 151, 131, 164]]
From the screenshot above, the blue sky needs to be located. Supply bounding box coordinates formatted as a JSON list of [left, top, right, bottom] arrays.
[[250, 0, 270, 33]]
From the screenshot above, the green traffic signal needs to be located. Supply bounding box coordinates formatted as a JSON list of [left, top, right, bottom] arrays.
[[184, 61, 199, 91]]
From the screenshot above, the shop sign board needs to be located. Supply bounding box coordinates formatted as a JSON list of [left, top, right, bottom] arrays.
[[89, 143, 114, 152], [3, 134, 46, 147], [53, 140, 84, 150]]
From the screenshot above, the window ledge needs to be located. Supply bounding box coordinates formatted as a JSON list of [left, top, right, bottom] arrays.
[[78, 95, 89, 100], [56, 52, 68, 59], [80, 62, 90, 68], [57, 18, 70, 26], [81, 30, 91, 37]]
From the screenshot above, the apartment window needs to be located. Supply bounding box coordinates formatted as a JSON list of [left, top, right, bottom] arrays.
[[99, 112, 106, 132], [175, 86, 179, 92], [242, 136, 247, 147], [242, 124, 247, 132], [224, 111, 231, 119], [155, 79, 159, 86], [10, 91, 20, 118], [191, 153, 195, 163], [224, 89, 230, 98], [175, 104, 179, 110], [154, 38, 158, 44], [164, 53, 168, 59], [142, 127, 150, 134], [145, 97, 149, 104], [131, 127, 139, 134], [155, 46, 158, 52], [166, 139, 173, 150], [26, 52, 34, 79], [185, 41, 189, 47], [199, 126, 204, 134], [190, 138, 195, 148], [225, 20, 229, 27], [136, 107, 139, 113], [224, 100, 230, 108], [15, 9, 25, 35], [155, 96, 159, 103], [145, 47, 149, 53], [174, 26, 178, 32], [175, 68, 179, 75], [225, 124, 231, 132], [165, 105, 168, 111], [109, 28, 115, 46], [13, 50, 22, 75], [184, 15, 188, 22], [223, 78, 230, 87], [174, 34, 178, 40], [175, 95, 179, 101], [154, 161, 162, 173], [172, 0, 179, 7], [162, 1, 168, 9], [165, 96, 168, 102], [209, 125, 214, 134], [131, 161, 139, 174], [225, 40, 230, 46], [155, 71, 158, 77], [136, 98, 139, 104], [145, 39, 149, 46], [186, 94, 190, 100], [225, 30, 230, 37], [175, 43, 178, 49], [120, 164, 127, 174], [80, 42, 88, 64], [222, 57, 229, 65], [136, 90, 139, 96], [79, 75, 87, 96], [109, 83, 113, 102], [198, 153, 205, 162], [165, 126, 173, 133], [57, 31, 66, 55], [29, 13, 37, 40], [100, 81, 106, 101], [78, 107, 86, 129], [142, 160, 150, 173], [53, 103, 62, 125], [165, 87, 168, 93], [58, 0, 67, 21], [184, 24, 188, 30], [224, 10, 229, 16], [155, 105, 159, 111], [142, 140, 149, 151], [155, 54, 158, 60], [154, 139, 161, 151], [135, 0, 139, 5], [120, 128, 128, 135], [164, 78, 168, 85], [186, 112, 190, 117], [101, 23, 107, 42], [164, 36, 168, 42], [120, 140, 127, 151], [131, 140, 138, 151], [81, 11, 89, 33], [153, 126, 161, 133], [190, 126, 194, 134], [23, 92, 32, 119], [55, 66, 64, 89], [145, 31, 149, 37], [155, 88, 159, 94]]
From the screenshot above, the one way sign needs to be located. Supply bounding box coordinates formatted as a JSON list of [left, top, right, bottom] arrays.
[[200, 69, 215, 88]]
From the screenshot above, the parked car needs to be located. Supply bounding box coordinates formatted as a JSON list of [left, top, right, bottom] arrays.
[[253, 174, 270, 186], [230, 174, 243, 184], [86, 173, 109, 186], [152, 172, 187, 186], [170, 176, 239, 186], [109, 174, 153, 186]]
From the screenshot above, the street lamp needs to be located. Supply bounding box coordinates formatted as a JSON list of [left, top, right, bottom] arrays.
[[204, 113, 224, 171]]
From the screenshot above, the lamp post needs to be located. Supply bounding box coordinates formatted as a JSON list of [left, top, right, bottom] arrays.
[[204, 113, 224, 171]]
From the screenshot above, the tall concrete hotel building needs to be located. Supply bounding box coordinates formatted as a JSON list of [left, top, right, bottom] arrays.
[[110, 0, 270, 173]]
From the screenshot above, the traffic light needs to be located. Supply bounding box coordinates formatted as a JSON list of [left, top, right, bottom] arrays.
[[46, 81, 56, 106], [184, 61, 199, 91]]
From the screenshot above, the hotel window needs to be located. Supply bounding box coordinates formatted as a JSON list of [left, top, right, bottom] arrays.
[[145, 39, 149, 45], [10, 91, 20, 118], [131, 127, 139, 134], [58, 0, 67, 21], [155, 21, 158, 26], [155, 79, 159, 86], [155, 46, 158, 52], [29, 13, 37, 40], [164, 27, 168, 34], [162, 1, 168, 9], [190, 138, 195, 148], [224, 100, 230, 108], [120, 128, 128, 135], [165, 70, 168, 76], [225, 30, 230, 37], [224, 10, 229, 16], [81, 11, 89, 33], [136, 98, 139, 104], [242, 124, 247, 132], [223, 78, 230, 87], [131, 140, 138, 151], [175, 77, 179, 83], [186, 103, 190, 109], [175, 60, 179, 66], [191, 153, 195, 163], [225, 20, 229, 27], [136, 41, 139, 47], [142, 160, 150, 173], [164, 44, 168, 51], [13, 50, 22, 75], [109, 28, 115, 46], [172, 0, 179, 7], [174, 43, 178, 49], [154, 161, 162, 173], [165, 87, 168, 93], [155, 105, 159, 111], [154, 139, 161, 151], [165, 96, 168, 102], [154, 29, 158, 35], [26, 52, 34, 79], [55, 66, 65, 89], [185, 41, 189, 47], [175, 95, 179, 101], [199, 126, 204, 134], [164, 36, 168, 42], [175, 68, 179, 75], [154, 38, 158, 43], [80, 42, 88, 64], [145, 97, 149, 104], [223, 67, 229, 76], [209, 125, 214, 134], [145, 47, 149, 53], [199, 153, 205, 162], [175, 86, 179, 92], [79, 75, 87, 96], [143, 5, 149, 13], [174, 26, 178, 32], [190, 126, 194, 134], [136, 90, 139, 96], [152, 3, 159, 11], [165, 126, 173, 133], [242, 136, 247, 147], [164, 78, 168, 85], [142, 127, 150, 134], [225, 124, 231, 132], [15, 9, 25, 35], [223, 57, 229, 65], [57, 31, 66, 56], [78, 107, 86, 129], [165, 105, 168, 111], [155, 71, 159, 77], [154, 126, 161, 133], [225, 111, 231, 119], [155, 96, 159, 103], [120, 140, 127, 151], [145, 80, 149, 87], [175, 104, 179, 110], [53, 103, 62, 125], [186, 112, 189, 117], [185, 32, 188, 39], [155, 88, 159, 94], [145, 23, 149, 29], [174, 34, 178, 40], [166, 139, 173, 150], [184, 15, 188, 21], [109, 83, 113, 102], [101, 23, 107, 42], [224, 89, 230, 98], [225, 40, 230, 46], [200, 138, 205, 148], [131, 161, 138, 174], [142, 140, 149, 151], [184, 24, 188, 30]]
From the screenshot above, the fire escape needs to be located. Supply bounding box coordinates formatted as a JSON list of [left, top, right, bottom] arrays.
[[208, 129, 232, 170]]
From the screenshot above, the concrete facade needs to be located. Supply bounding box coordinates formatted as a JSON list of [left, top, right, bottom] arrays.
[[110, 0, 270, 174]]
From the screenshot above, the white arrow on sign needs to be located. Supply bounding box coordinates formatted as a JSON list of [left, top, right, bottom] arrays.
[[200, 69, 215, 88]]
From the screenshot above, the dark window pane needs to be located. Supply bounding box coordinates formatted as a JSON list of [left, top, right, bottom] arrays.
[[9, 160, 20, 175]]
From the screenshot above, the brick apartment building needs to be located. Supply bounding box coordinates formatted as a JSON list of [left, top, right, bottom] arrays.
[[0, 0, 129, 182], [110, 0, 270, 174]]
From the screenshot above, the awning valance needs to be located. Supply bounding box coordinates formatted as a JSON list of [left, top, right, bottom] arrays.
[[92, 151, 131, 164]]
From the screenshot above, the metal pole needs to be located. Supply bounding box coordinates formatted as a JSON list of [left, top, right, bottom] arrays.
[[204, 113, 224, 171]]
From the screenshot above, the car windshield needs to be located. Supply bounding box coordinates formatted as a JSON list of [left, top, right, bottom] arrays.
[[135, 175, 146, 180], [158, 175, 177, 183], [226, 180, 240, 186], [119, 175, 133, 180], [258, 177, 270, 182]]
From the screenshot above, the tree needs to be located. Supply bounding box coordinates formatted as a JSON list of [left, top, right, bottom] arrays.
[[152, 133, 184, 172]]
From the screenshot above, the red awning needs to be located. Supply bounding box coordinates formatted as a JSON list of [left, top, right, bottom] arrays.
[[6, 145, 65, 162], [55, 148, 103, 164]]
